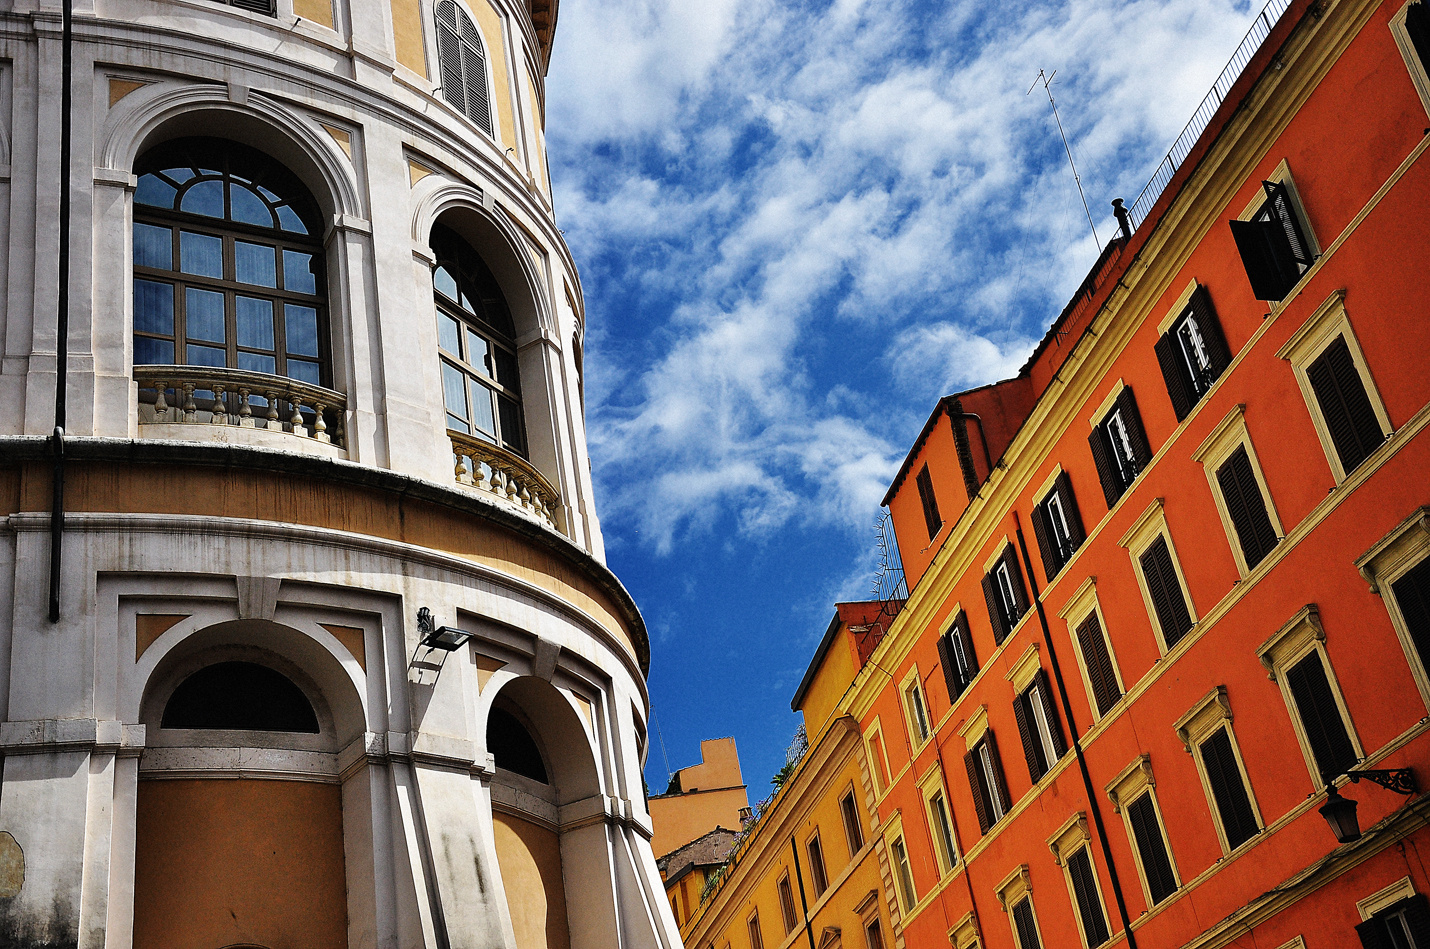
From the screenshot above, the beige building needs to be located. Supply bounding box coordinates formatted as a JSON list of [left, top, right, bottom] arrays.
[[649, 736, 751, 860], [0, 0, 681, 944]]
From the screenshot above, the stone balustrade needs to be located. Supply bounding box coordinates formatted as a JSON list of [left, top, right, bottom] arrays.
[[450, 430, 560, 531], [134, 365, 346, 448]]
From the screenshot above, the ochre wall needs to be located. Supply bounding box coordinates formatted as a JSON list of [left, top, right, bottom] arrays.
[[493, 811, 570, 949], [796, 626, 858, 737], [133, 778, 347, 949], [390, 0, 427, 73], [648, 786, 749, 861]]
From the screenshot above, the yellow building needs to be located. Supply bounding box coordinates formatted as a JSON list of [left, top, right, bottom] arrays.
[[650, 736, 752, 860], [682, 603, 898, 949]]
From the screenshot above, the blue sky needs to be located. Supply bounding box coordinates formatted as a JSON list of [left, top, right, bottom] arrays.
[[544, 0, 1259, 803]]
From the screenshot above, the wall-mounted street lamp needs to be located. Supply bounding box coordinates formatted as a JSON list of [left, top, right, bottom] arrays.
[[417, 607, 474, 652], [1318, 768, 1418, 844]]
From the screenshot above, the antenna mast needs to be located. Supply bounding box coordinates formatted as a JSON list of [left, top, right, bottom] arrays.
[[1029, 69, 1100, 247]]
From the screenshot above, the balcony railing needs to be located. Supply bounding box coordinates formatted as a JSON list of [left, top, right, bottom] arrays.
[[134, 365, 346, 448], [450, 430, 560, 530]]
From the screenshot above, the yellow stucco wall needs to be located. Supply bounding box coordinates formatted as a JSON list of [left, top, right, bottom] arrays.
[[796, 627, 858, 737], [294, 0, 334, 30], [494, 811, 571, 949], [391, 0, 427, 74], [470, 0, 519, 153], [649, 786, 750, 860]]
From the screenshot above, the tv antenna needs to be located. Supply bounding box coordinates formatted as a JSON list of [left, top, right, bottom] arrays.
[[1029, 69, 1099, 247]]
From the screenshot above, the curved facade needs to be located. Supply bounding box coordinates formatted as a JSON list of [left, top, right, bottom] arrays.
[[0, 0, 680, 945]]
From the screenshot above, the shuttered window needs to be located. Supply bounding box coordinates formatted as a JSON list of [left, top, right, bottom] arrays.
[[890, 836, 917, 911], [1215, 445, 1279, 570], [1198, 725, 1259, 850], [1075, 612, 1122, 717], [1089, 387, 1152, 508], [983, 547, 1030, 644], [1392, 557, 1430, 676], [1285, 650, 1358, 782], [1014, 670, 1067, 783], [1307, 336, 1385, 476], [1139, 536, 1194, 649], [1032, 471, 1086, 579], [916, 464, 942, 540], [228, 0, 276, 15], [436, 1, 494, 136], [927, 790, 958, 873], [964, 733, 1012, 834], [1155, 286, 1233, 421], [1011, 897, 1043, 949], [937, 610, 979, 701], [1230, 180, 1316, 301], [1066, 846, 1111, 948], [1126, 792, 1178, 906], [1355, 893, 1430, 949]]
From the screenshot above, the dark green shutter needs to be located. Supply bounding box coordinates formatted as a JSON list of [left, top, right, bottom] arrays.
[[1127, 792, 1177, 905], [1307, 336, 1384, 475], [1155, 331, 1196, 421], [1264, 181, 1315, 271], [1140, 536, 1193, 648], [1014, 690, 1044, 783], [1012, 898, 1043, 949], [1031, 500, 1061, 581], [1355, 917, 1393, 949], [986, 731, 1013, 813], [1189, 286, 1233, 378], [1057, 472, 1087, 549], [1402, 893, 1430, 947], [1088, 425, 1122, 508], [937, 632, 962, 703], [916, 464, 942, 540], [1067, 847, 1111, 948], [1286, 651, 1358, 782], [1076, 612, 1121, 716], [955, 611, 979, 682], [1115, 387, 1153, 470], [964, 747, 993, 834], [1199, 726, 1259, 850], [1005, 547, 1031, 619], [1392, 558, 1430, 675], [1036, 669, 1068, 758], [1230, 217, 1299, 301], [1215, 445, 1279, 569], [983, 572, 1008, 644]]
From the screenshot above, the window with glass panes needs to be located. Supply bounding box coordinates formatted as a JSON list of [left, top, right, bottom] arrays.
[[132, 138, 326, 384], [431, 224, 527, 456]]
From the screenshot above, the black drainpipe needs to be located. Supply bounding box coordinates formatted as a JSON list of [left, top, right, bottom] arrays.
[[947, 410, 994, 476], [1013, 512, 1139, 949], [789, 837, 817, 949], [48, 0, 74, 622]]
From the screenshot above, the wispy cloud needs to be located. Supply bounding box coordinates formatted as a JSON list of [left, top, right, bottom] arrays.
[[549, 0, 1255, 556]]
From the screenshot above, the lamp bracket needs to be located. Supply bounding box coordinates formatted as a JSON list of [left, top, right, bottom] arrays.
[[1347, 768, 1418, 796]]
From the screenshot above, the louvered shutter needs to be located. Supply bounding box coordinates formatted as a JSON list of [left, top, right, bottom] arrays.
[[1057, 472, 1086, 550], [983, 572, 1008, 644], [1391, 558, 1430, 674], [1088, 424, 1121, 508], [1307, 336, 1384, 475], [1189, 285, 1233, 378], [1401, 893, 1430, 947], [1264, 181, 1315, 271], [1012, 898, 1043, 949], [1355, 917, 1394, 949], [1115, 387, 1153, 470], [1005, 547, 1030, 618], [1199, 726, 1258, 850], [965, 747, 993, 834], [955, 611, 979, 681], [1076, 612, 1121, 717], [1030, 501, 1060, 581], [985, 730, 1014, 813], [1155, 331, 1196, 422], [1036, 669, 1067, 759], [1286, 651, 1358, 782], [436, 3, 466, 117], [937, 632, 962, 703], [1067, 848, 1110, 948], [916, 465, 942, 540], [1127, 792, 1177, 905], [1215, 445, 1279, 570], [229, 0, 276, 14], [1140, 536, 1193, 649], [1014, 691, 1044, 782], [1230, 217, 1299, 301], [1408, 2, 1430, 75], [461, 36, 493, 134]]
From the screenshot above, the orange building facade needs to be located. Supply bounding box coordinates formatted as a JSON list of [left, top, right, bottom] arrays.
[[849, 1, 1430, 947]]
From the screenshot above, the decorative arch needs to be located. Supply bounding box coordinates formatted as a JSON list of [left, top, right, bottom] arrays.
[[99, 83, 363, 225]]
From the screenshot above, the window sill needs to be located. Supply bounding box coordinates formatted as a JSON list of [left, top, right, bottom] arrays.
[[138, 420, 347, 460], [449, 429, 561, 533]]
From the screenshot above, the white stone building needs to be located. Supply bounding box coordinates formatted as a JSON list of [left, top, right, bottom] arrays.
[[0, 0, 680, 945]]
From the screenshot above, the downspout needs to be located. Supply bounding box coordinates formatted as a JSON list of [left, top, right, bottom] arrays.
[[932, 739, 985, 944], [790, 837, 817, 949], [1012, 512, 1139, 949], [947, 410, 994, 479], [48, 0, 73, 622]]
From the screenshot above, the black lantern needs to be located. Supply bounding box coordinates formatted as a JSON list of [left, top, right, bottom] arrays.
[[417, 607, 474, 651], [1319, 785, 1361, 843]]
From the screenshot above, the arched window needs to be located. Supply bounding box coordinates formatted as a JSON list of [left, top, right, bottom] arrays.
[[435, 0, 493, 135], [132, 138, 328, 386], [488, 706, 548, 783], [432, 223, 527, 456], [162, 661, 320, 733]]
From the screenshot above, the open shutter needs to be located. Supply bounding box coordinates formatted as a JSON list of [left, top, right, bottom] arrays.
[[1014, 692, 1043, 782], [985, 731, 1014, 813], [1264, 181, 1315, 271], [1216, 446, 1278, 569], [1115, 387, 1153, 470], [1286, 652, 1358, 782], [1189, 285, 1233, 378], [937, 633, 962, 703], [983, 572, 1008, 644], [1140, 537, 1193, 649], [1056, 472, 1086, 550], [1088, 425, 1120, 508], [1199, 726, 1258, 849], [1155, 331, 1195, 422], [1355, 918, 1393, 949], [1391, 559, 1430, 673], [965, 748, 992, 834], [1307, 336, 1383, 475], [1036, 669, 1067, 758], [1076, 612, 1121, 717], [1030, 501, 1060, 581], [1401, 894, 1430, 947], [1004, 547, 1030, 619], [1230, 217, 1298, 301], [1408, 1, 1430, 74], [955, 611, 979, 681]]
